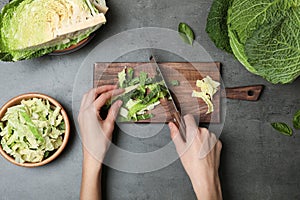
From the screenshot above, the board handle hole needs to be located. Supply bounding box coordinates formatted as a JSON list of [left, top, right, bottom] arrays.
[[248, 90, 254, 96]]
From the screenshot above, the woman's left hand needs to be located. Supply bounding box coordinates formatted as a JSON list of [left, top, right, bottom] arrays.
[[78, 85, 124, 165]]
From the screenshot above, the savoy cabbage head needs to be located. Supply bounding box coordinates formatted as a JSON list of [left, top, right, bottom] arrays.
[[206, 0, 300, 84]]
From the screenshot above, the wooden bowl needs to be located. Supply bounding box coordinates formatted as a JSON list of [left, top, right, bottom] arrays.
[[49, 34, 95, 55], [0, 93, 70, 167]]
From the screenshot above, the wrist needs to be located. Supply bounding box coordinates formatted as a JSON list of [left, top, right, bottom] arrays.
[[190, 172, 222, 200], [80, 151, 103, 200], [82, 150, 103, 171]]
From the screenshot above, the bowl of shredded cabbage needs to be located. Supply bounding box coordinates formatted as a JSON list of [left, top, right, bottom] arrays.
[[0, 93, 70, 167]]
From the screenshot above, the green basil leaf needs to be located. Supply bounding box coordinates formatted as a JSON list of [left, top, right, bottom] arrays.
[[271, 122, 293, 136], [293, 110, 300, 129], [178, 22, 195, 45]]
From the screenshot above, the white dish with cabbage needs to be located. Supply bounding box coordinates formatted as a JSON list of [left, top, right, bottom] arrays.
[[0, 94, 69, 166]]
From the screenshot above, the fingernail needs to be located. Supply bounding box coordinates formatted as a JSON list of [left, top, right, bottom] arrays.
[[116, 88, 125, 93], [117, 100, 123, 107], [112, 89, 124, 96], [168, 122, 173, 130]]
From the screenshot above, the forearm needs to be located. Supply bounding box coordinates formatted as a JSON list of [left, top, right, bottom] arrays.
[[191, 173, 222, 200], [80, 153, 103, 200]]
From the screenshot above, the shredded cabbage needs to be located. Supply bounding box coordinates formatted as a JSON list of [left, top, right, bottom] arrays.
[[0, 98, 65, 163]]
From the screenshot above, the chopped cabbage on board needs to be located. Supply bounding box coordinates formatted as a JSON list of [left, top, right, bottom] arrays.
[[192, 76, 220, 114], [0, 98, 65, 163], [108, 66, 171, 122]]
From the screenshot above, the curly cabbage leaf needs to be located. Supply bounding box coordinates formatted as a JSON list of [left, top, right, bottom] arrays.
[[245, 7, 300, 84], [227, 0, 290, 74], [206, 0, 233, 53], [228, 0, 290, 46]]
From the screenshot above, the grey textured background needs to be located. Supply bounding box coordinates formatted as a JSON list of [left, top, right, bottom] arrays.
[[1, 0, 300, 199]]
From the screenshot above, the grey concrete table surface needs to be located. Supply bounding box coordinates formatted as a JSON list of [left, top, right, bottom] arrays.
[[1, 0, 300, 199]]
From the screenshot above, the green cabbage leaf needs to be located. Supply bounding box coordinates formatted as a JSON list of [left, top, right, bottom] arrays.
[[245, 5, 300, 84], [206, 0, 233, 53]]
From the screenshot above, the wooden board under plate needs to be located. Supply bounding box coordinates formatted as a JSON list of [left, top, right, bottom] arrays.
[[93, 62, 221, 123]]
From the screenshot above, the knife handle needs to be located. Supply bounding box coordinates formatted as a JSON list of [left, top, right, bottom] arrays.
[[172, 111, 187, 142]]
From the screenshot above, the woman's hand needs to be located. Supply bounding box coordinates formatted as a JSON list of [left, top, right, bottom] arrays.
[[169, 114, 222, 200], [79, 85, 124, 200], [78, 85, 124, 165]]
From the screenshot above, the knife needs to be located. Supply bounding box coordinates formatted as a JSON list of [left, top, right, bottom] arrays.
[[149, 56, 187, 142]]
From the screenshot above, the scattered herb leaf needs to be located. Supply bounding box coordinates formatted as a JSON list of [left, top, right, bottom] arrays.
[[271, 122, 293, 136], [293, 110, 300, 129], [178, 22, 195, 45]]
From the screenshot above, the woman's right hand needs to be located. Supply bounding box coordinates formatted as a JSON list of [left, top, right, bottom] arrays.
[[169, 114, 222, 200]]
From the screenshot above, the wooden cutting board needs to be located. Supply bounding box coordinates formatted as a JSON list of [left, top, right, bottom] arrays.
[[94, 62, 221, 123]]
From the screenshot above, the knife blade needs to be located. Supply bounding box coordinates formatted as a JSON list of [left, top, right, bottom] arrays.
[[149, 56, 187, 142]]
